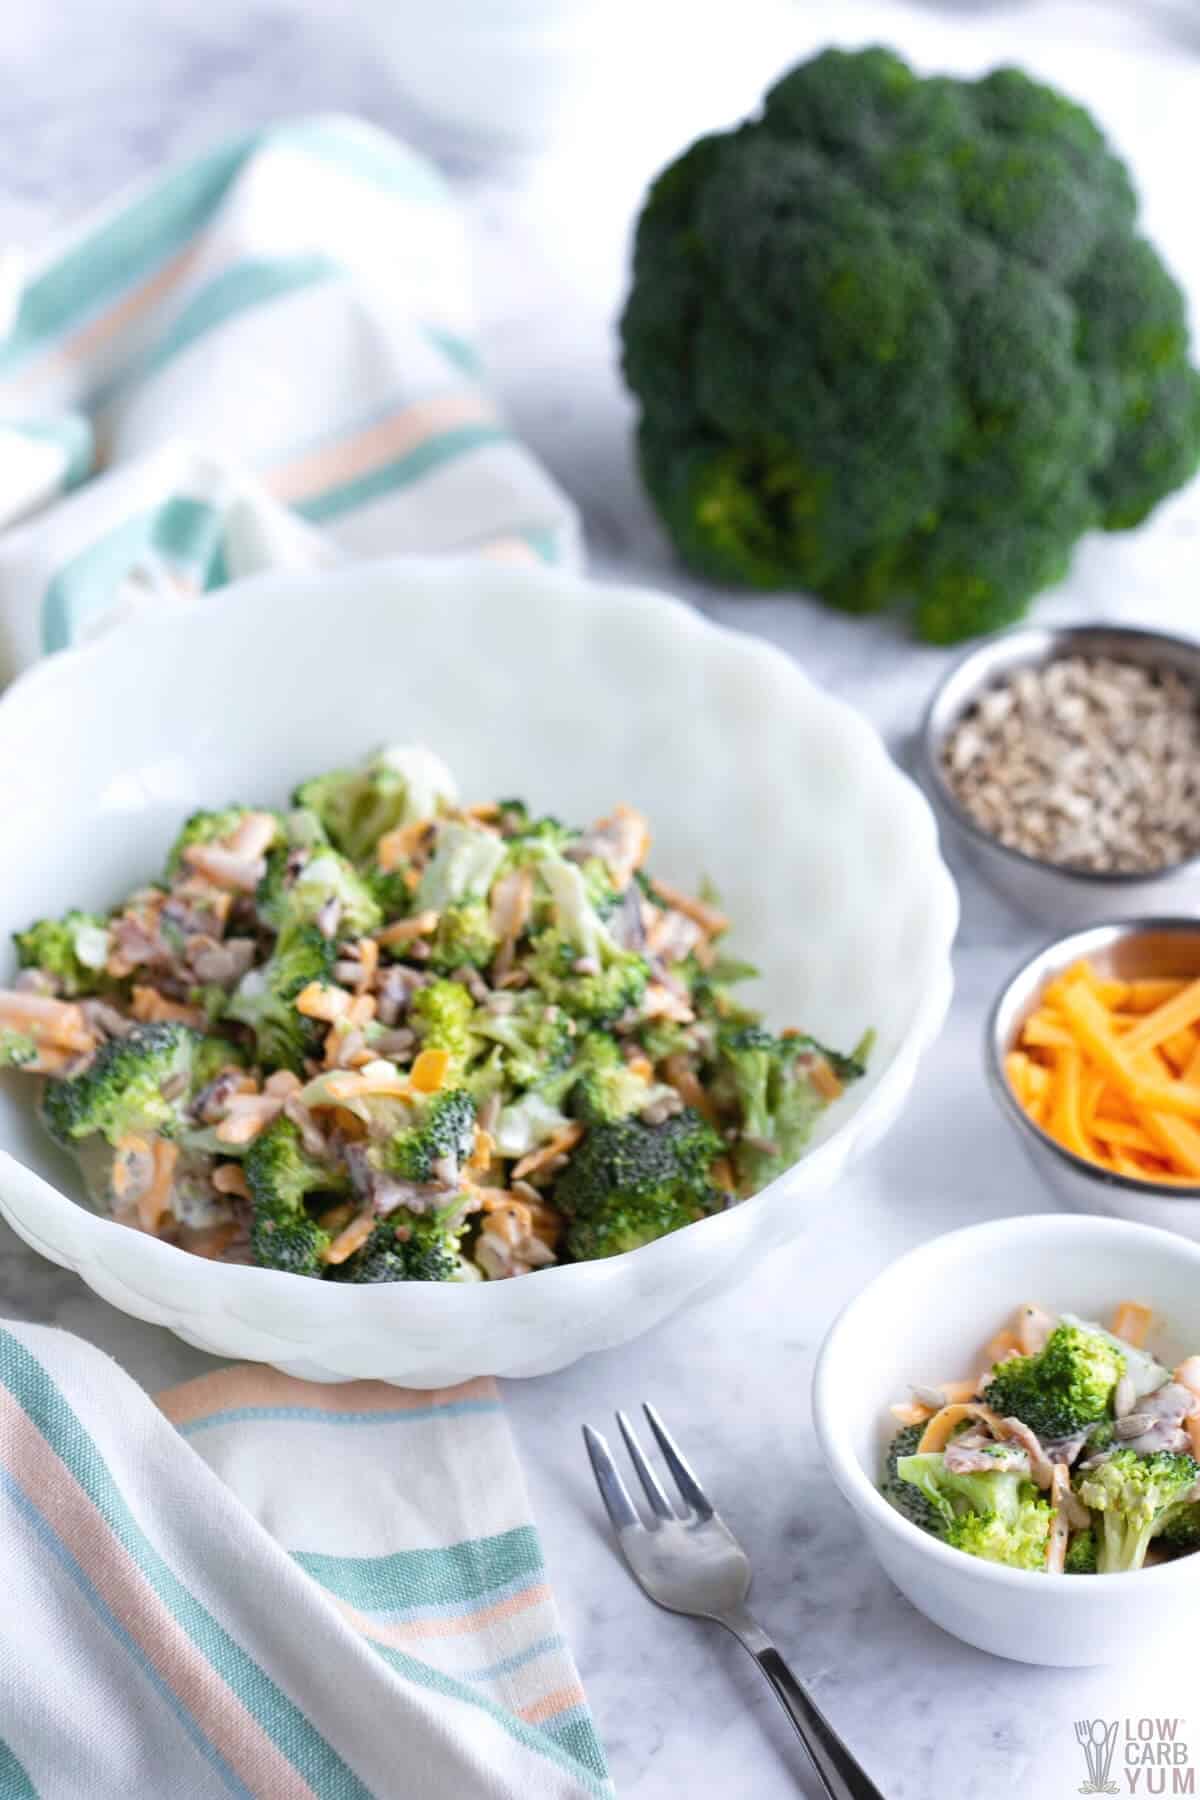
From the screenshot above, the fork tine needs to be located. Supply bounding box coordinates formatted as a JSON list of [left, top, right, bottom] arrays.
[[642, 1402, 713, 1519], [616, 1410, 677, 1521], [582, 1425, 642, 1531]]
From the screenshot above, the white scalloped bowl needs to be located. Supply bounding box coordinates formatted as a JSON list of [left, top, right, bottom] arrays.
[[0, 558, 957, 1384]]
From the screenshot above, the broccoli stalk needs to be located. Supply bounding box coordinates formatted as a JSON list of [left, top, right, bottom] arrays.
[[1077, 1450, 1200, 1573], [982, 1322, 1126, 1439], [569, 1032, 656, 1124], [555, 1109, 724, 1260], [295, 745, 456, 863], [894, 1451, 1053, 1570]]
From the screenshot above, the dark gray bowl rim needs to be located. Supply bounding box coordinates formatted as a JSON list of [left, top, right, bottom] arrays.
[[921, 622, 1200, 889], [986, 916, 1200, 1201]]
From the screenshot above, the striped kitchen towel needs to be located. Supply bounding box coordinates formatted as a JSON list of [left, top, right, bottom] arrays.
[[0, 1320, 610, 1799], [0, 116, 581, 680]]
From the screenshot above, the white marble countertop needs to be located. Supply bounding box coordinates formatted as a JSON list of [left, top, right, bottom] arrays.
[[4, 2, 1200, 1794]]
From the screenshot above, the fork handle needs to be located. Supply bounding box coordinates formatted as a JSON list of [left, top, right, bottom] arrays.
[[720, 1611, 885, 1800]]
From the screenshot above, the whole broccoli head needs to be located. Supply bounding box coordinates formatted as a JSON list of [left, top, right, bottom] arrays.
[[1077, 1449, 1200, 1573], [339, 1213, 463, 1284], [256, 847, 381, 939], [226, 925, 336, 1072], [374, 1088, 476, 1185], [429, 900, 500, 974], [244, 1115, 348, 1276], [13, 911, 112, 997], [983, 1321, 1125, 1439], [620, 46, 1200, 642], [894, 1450, 1052, 1568], [556, 1109, 723, 1260], [41, 1022, 197, 1146]]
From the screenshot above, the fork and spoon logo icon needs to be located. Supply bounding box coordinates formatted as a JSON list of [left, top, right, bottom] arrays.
[[1075, 1719, 1120, 1795]]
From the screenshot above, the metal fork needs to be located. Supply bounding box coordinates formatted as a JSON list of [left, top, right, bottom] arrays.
[[583, 1405, 885, 1800]]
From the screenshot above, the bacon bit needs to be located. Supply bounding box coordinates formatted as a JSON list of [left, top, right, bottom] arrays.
[[226, 812, 279, 860], [808, 1057, 843, 1102], [648, 878, 729, 938], [468, 1129, 495, 1172], [131, 986, 207, 1030], [467, 802, 501, 821], [322, 1208, 376, 1265], [0, 990, 96, 1052], [353, 938, 379, 994], [212, 1163, 251, 1199], [215, 1094, 284, 1146], [296, 982, 351, 1022], [182, 844, 266, 893], [112, 1134, 152, 1198], [512, 1123, 585, 1182], [322, 1070, 411, 1102], [485, 1198, 533, 1248], [1047, 1465, 1071, 1573], [263, 1070, 302, 1098], [662, 1054, 717, 1124], [138, 1140, 179, 1234], [176, 1220, 241, 1260], [376, 910, 439, 948], [410, 1048, 451, 1093], [377, 822, 433, 873], [711, 1156, 736, 1193]]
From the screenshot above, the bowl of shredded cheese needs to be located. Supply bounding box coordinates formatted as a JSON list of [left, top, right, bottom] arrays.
[[988, 920, 1200, 1234]]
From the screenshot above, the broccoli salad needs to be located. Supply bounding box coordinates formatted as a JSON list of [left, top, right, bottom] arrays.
[[883, 1301, 1200, 1574], [0, 746, 868, 1284]]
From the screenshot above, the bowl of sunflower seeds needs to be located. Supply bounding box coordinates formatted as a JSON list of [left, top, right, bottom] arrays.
[[921, 623, 1200, 925]]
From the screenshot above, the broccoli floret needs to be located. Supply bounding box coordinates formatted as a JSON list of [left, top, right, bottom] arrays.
[[409, 979, 478, 1080], [295, 746, 456, 863], [164, 808, 277, 879], [41, 1022, 197, 1146], [1077, 1449, 1200, 1573], [882, 1423, 943, 1535], [364, 865, 414, 924], [944, 1504, 1054, 1571], [556, 1110, 723, 1260], [190, 1034, 247, 1091], [374, 1088, 476, 1185], [620, 46, 1200, 642], [244, 1115, 349, 1277], [12, 911, 112, 997], [415, 822, 507, 914], [894, 1450, 1053, 1568], [713, 1025, 860, 1195], [0, 1030, 38, 1070], [339, 1213, 463, 1284], [226, 925, 335, 1072], [256, 847, 381, 938], [1156, 1501, 1200, 1557], [983, 1322, 1125, 1439], [472, 993, 575, 1092], [569, 1032, 654, 1124], [429, 900, 499, 974], [1065, 1528, 1099, 1574], [527, 929, 649, 1025]]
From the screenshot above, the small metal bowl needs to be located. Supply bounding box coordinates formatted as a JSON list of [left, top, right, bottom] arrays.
[[987, 918, 1200, 1237], [920, 622, 1200, 925]]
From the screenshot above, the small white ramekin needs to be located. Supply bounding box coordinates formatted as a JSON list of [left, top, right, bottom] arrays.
[[813, 1213, 1200, 1666]]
